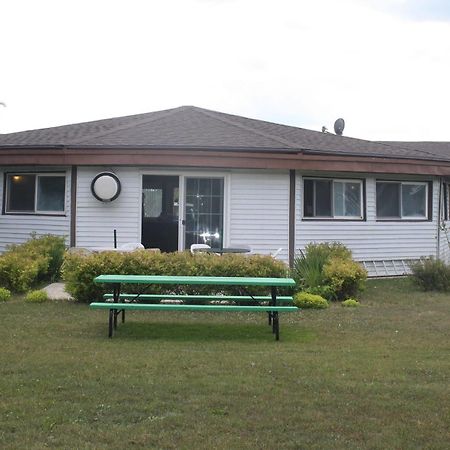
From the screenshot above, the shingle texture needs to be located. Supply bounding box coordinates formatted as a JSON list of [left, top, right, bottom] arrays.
[[0, 105, 448, 162]]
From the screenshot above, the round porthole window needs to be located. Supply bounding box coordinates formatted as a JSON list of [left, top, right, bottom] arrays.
[[91, 172, 121, 202]]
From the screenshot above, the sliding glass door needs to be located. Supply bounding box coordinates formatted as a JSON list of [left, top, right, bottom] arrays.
[[184, 177, 224, 249]]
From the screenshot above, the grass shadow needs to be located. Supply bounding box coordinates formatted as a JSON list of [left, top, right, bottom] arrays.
[[93, 320, 314, 343]]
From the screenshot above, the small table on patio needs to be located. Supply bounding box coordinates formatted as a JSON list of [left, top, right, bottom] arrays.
[[196, 247, 251, 255]]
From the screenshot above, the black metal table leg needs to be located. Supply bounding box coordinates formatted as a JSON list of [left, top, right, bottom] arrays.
[[108, 309, 114, 338], [122, 309, 125, 323], [114, 309, 118, 329], [271, 286, 278, 332], [273, 311, 280, 341], [269, 286, 277, 327], [112, 283, 121, 329]]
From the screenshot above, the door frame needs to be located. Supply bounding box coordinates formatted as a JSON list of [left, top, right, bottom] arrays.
[[139, 169, 230, 251]]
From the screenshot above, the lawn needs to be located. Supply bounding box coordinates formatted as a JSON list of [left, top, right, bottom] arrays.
[[1, 278, 449, 449]]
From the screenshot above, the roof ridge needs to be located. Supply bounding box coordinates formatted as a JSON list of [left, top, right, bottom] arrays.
[[68, 106, 188, 145], [190, 106, 301, 150]]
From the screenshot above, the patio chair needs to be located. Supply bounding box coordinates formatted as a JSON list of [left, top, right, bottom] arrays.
[[190, 244, 211, 254], [271, 248, 283, 258], [119, 242, 145, 251]]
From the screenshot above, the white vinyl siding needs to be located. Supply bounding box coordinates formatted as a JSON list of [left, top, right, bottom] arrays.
[[76, 167, 141, 248], [228, 170, 290, 262], [296, 173, 439, 263], [0, 168, 71, 252]]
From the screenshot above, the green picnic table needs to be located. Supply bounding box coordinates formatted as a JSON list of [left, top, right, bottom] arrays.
[[91, 275, 297, 340]]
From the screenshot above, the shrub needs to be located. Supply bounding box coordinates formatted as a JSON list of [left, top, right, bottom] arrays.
[[62, 250, 289, 302], [25, 290, 49, 303], [410, 258, 450, 291], [0, 235, 66, 292], [342, 298, 360, 307], [0, 252, 42, 293], [304, 285, 336, 301], [292, 242, 366, 300], [0, 287, 11, 302], [323, 257, 367, 301], [21, 234, 66, 281], [292, 242, 353, 290], [293, 292, 329, 309]]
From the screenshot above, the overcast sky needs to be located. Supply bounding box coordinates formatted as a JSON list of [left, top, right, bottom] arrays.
[[1, 0, 450, 141]]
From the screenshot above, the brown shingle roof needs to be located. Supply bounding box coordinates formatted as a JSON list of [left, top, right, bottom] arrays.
[[379, 141, 450, 161], [0, 105, 446, 161]]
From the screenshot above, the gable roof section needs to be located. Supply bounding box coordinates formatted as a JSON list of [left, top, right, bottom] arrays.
[[0, 105, 444, 162]]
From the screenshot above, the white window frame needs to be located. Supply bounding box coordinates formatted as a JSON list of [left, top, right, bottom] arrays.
[[303, 177, 364, 220], [376, 180, 429, 220], [5, 172, 66, 215]]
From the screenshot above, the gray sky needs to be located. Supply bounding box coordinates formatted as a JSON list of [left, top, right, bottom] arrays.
[[1, 0, 450, 141]]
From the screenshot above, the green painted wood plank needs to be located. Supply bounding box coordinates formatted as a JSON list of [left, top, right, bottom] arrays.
[[90, 302, 298, 312], [94, 274, 296, 287], [103, 293, 293, 302]]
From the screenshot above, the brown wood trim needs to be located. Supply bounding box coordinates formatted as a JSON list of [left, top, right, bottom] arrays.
[[70, 166, 77, 247], [2, 148, 450, 175], [289, 170, 296, 268]]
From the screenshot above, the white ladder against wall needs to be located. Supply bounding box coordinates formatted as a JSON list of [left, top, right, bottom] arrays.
[[361, 259, 418, 277]]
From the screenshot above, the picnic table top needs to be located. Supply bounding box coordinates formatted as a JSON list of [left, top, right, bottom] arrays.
[[94, 274, 296, 287]]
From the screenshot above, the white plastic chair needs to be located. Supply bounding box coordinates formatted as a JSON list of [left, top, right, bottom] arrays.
[[119, 242, 145, 251], [271, 248, 283, 258], [190, 244, 211, 254]]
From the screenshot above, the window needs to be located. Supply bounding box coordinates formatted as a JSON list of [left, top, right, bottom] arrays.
[[376, 181, 428, 219], [303, 178, 363, 219], [6, 173, 66, 214]]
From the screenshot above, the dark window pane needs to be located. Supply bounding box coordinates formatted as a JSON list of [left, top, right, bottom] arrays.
[[199, 178, 212, 196], [186, 179, 198, 196], [37, 176, 65, 212], [211, 195, 223, 214], [333, 182, 345, 216], [7, 174, 35, 212], [304, 179, 314, 217], [142, 189, 162, 218], [315, 180, 332, 217], [402, 184, 426, 217], [212, 179, 222, 196], [377, 182, 400, 217], [344, 182, 361, 217]]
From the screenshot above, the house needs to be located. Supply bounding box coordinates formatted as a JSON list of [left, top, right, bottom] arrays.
[[1, 105, 450, 276]]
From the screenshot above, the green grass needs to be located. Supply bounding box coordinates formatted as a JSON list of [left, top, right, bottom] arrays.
[[1, 278, 450, 449]]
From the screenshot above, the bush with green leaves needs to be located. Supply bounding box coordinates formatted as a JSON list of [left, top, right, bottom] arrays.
[[292, 242, 366, 300], [342, 298, 360, 307], [0, 235, 66, 293], [410, 257, 450, 291], [0, 287, 11, 302], [293, 292, 329, 309], [25, 290, 49, 303], [292, 242, 352, 289], [323, 257, 367, 301], [62, 250, 289, 302]]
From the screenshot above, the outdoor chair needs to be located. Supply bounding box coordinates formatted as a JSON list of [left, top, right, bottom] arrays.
[[190, 244, 211, 254]]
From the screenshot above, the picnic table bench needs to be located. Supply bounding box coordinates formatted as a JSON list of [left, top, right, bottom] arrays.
[[90, 275, 297, 340]]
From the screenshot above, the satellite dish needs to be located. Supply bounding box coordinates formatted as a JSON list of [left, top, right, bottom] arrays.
[[334, 118, 345, 135]]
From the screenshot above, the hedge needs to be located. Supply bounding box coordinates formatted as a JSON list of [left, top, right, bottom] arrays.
[[62, 250, 289, 302]]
